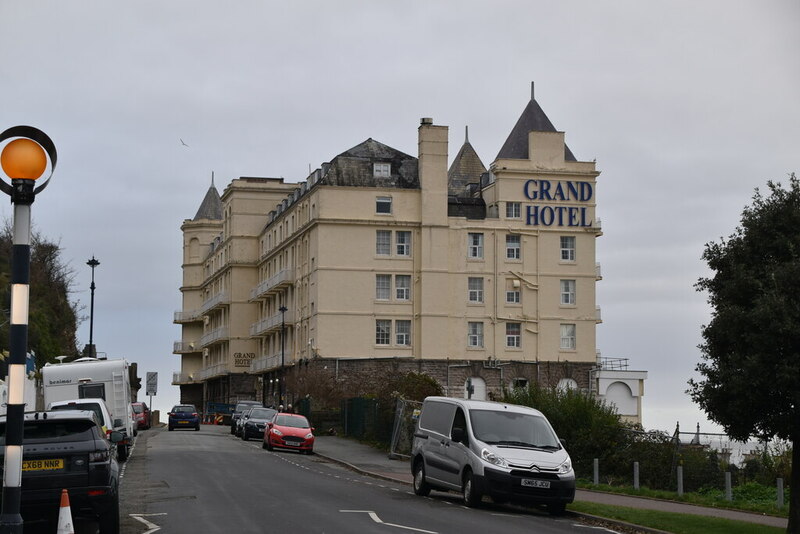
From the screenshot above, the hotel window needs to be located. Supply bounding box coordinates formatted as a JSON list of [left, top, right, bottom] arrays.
[[468, 277, 484, 303], [395, 320, 411, 346], [395, 275, 411, 300], [376, 230, 391, 255], [560, 279, 576, 305], [506, 290, 520, 304], [374, 162, 391, 178], [560, 236, 576, 262], [511, 377, 528, 389], [376, 196, 392, 214], [560, 324, 576, 350], [376, 274, 391, 300], [468, 322, 484, 348], [506, 202, 521, 219], [468, 233, 484, 259], [506, 323, 521, 348], [396, 231, 411, 256], [376, 320, 391, 345], [506, 234, 521, 260]]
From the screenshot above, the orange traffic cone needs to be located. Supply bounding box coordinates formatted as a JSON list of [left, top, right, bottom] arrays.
[[56, 488, 74, 534]]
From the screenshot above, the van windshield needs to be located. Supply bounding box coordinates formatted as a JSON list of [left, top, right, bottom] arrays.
[[470, 410, 560, 449]]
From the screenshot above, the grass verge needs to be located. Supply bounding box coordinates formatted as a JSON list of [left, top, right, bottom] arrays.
[[569, 501, 785, 534]]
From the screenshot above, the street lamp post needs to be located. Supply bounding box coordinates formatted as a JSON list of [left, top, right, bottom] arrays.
[[0, 126, 57, 534], [86, 256, 100, 358], [279, 305, 287, 406]]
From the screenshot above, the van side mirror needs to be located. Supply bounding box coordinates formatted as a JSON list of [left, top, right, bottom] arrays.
[[559, 438, 567, 448], [451, 427, 466, 444]]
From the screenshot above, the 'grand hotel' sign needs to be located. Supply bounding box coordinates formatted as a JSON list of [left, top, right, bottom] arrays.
[[523, 179, 594, 227]]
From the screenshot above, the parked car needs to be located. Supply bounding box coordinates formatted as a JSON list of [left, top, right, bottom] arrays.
[[230, 400, 262, 435], [241, 407, 277, 441], [410, 397, 575, 514], [168, 404, 200, 431], [0, 410, 122, 532], [235, 407, 256, 438], [48, 398, 131, 462], [263, 413, 315, 454], [131, 401, 151, 430]]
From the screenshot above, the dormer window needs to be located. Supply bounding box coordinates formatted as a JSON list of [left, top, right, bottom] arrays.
[[374, 163, 391, 178]]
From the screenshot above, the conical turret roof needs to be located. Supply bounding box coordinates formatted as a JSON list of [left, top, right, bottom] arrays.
[[448, 126, 486, 196], [193, 181, 222, 221]]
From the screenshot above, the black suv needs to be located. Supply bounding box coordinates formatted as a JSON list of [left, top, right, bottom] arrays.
[[230, 400, 262, 435], [0, 410, 121, 532], [241, 407, 277, 441]]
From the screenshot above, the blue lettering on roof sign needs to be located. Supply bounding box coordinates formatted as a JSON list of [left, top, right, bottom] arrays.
[[522, 179, 594, 227]]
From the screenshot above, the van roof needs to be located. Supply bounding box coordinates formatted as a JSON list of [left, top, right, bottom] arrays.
[[423, 396, 546, 417]]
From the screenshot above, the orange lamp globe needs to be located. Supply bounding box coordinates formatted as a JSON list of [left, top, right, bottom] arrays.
[[1, 138, 47, 180]]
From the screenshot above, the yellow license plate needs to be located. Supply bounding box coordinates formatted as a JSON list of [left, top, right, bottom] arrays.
[[22, 459, 64, 471]]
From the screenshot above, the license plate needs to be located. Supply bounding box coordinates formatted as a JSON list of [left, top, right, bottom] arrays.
[[521, 479, 550, 488], [22, 459, 64, 471], [179, 420, 189, 424]]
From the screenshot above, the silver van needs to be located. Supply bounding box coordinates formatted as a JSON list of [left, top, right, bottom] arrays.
[[411, 397, 575, 514]]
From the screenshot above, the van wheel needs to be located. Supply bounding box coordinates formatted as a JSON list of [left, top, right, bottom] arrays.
[[462, 469, 482, 507], [117, 444, 129, 462], [412, 460, 430, 496], [547, 502, 566, 516]]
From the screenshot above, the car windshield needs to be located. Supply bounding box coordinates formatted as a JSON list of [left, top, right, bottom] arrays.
[[469, 410, 560, 449], [50, 403, 104, 424], [0, 420, 97, 445], [235, 402, 259, 413], [172, 405, 196, 413], [132, 405, 143, 413], [274, 415, 310, 428], [249, 408, 275, 419]]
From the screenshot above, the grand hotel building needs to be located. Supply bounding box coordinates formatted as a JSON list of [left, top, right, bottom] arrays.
[[173, 86, 647, 423]]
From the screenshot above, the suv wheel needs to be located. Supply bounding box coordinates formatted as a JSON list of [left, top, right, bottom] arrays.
[[242, 430, 248, 441]]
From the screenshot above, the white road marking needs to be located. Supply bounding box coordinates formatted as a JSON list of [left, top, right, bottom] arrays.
[[130, 513, 167, 534], [340, 510, 438, 533]]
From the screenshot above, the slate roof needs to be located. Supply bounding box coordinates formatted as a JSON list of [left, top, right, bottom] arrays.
[[448, 127, 487, 196], [193, 184, 223, 221], [496, 86, 576, 162], [321, 138, 419, 188]]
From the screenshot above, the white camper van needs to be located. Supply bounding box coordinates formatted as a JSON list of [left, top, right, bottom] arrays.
[[42, 357, 136, 461]]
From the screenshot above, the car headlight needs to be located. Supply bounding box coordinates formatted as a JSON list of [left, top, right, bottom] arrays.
[[271, 428, 283, 436], [304, 432, 313, 439], [481, 448, 508, 468], [557, 456, 573, 475]]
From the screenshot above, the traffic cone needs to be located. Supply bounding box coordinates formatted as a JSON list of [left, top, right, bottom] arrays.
[[56, 488, 74, 534]]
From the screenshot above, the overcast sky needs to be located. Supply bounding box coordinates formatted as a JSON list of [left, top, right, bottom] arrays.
[[1, 2, 797, 435]]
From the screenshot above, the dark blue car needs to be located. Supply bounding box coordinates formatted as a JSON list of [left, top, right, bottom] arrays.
[[168, 404, 200, 431]]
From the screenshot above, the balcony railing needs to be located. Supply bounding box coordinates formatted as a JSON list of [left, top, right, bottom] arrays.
[[172, 372, 196, 385], [200, 327, 229, 347], [595, 262, 602, 280], [595, 306, 602, 323], [174, 309, 202, 323], [200, 291, 230, 314], [250, 310, 295, 337], [196, 363, 230, 381], [250, 354, 282, 373], [173, 341, 200, 354], [250, 269, 293, 300]]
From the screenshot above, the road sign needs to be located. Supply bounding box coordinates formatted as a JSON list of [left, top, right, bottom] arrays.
[[146, 372, 158, 396]]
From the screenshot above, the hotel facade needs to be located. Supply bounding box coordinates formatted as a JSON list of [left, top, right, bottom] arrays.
[[173, 86, 647, 423]]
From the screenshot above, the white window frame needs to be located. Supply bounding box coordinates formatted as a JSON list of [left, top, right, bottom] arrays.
[[560, 279, 576, 306], [376, 196, 392, 215], [468, 277, 484, 303], [396, 231, 411, 256], [506, 202, 521, 219], [395, 320, 411, 346], [376, 319, 391, 345], [560, 323, 576, 350], [395, 275, 411, 301], [468, 322, 484, 348], [506, 323, 521, 348], [374, 162, 391, 178], [375, 274, 391, 300], [506, 234, 521, 260], [468, 233, 484, 259], [376, 230, 391, 255], [560, 236, 576, 262], [506, 290, 520, 304]]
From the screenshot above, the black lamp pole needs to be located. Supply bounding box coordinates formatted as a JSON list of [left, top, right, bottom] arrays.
[[87, 256, 100, 357], [279, 305, 287, 406]]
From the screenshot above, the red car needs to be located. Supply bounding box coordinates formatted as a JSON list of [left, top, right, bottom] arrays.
[[131, 402, 151, 430], [262, 413, 315, 454]]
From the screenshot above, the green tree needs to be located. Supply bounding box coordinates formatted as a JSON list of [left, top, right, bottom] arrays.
[[0, 223, 80, 369], [689, 174, 800, 532]]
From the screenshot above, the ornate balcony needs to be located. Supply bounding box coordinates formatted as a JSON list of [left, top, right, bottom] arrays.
[[249, 310, 295, 337], [250, 269, 294, 301], [200, 327, 229, 347], [200, 291, 230, 315], [173, 341, 200, 354], [173, 308, 202, 324]]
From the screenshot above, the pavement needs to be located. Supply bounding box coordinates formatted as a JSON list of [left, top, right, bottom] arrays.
[[312, 435, 789, 531]]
